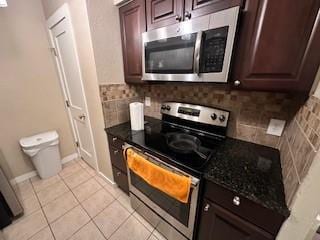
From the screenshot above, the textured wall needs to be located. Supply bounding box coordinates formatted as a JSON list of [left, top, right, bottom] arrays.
[[100, 83, 303, 148], [86, 0, 125, 85], [0, 0, 76, 178]]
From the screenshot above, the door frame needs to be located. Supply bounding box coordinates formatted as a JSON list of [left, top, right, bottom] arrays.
[[46, 3, 98, 170]]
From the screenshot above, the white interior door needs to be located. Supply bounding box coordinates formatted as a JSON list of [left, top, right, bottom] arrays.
[[47, 5, 97, 169]]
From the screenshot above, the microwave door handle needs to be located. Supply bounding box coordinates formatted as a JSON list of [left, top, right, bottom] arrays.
[[194, 31, 203, 75]]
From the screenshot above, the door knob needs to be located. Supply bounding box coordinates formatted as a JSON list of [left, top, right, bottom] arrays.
[[175, 15, 182, 22], [79, 114, 86, 120], [184, 11, 191, 20]]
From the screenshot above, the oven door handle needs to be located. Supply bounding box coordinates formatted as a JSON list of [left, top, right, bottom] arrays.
[[193, 31, 203, 76], [123, 143, 200, 188]]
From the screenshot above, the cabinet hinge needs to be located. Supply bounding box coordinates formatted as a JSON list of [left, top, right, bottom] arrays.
[[76, 141, 80, 148], [66, 100, 70, 107], [50, 47, 58, 57]]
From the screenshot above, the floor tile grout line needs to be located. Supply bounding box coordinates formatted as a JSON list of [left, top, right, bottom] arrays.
[[44, 160, 90, 238], [61, 159, 111, 240], [30, 176, 62, 195], [28, 178, 57, 240]]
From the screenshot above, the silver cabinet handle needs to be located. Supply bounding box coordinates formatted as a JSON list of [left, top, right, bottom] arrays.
[[233, 196, 240, 206], [204, 203, 210, 212], [175, 15, 182, 22], [185, 11, 191, 20], [113, 150, 119, 154], [116, 171, 121, 176], [112, 137, 117, 142], [234, 80, 241, 86]]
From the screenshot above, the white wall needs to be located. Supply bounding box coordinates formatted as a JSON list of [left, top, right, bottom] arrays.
[[86, 0, 125, 85], [0, 0, 76, 179], [41, 0, 114, 180]]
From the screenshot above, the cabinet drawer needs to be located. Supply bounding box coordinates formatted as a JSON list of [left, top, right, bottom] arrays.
[[204, 181, 285, 235], [110, 145, 127, 173], [112, 166, 129, 195], [107, 134, 124, 149]]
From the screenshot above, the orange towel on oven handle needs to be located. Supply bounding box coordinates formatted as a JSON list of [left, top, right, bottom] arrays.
[[125, 148, 192, 204]]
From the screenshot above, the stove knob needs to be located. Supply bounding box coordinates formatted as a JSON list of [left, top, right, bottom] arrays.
[[219, 115, 226, 122], [161, 105, 166, 110], [211, 113, 217, 120], [166, 105, 171, 111]]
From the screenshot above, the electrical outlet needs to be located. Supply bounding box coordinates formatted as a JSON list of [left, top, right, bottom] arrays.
[[145, 96, 151, 107], [266, 119, 286, 136]]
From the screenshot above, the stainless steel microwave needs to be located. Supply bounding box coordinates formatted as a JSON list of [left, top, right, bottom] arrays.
[[142, 6, 240, 82]]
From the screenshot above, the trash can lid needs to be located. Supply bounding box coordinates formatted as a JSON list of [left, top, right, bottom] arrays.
[[19, 131, 59, 148]]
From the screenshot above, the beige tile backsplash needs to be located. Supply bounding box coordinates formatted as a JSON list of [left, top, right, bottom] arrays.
[[279, 95, 320, 206], [99, 83, 320, 207], [100, 83, 302, 148]]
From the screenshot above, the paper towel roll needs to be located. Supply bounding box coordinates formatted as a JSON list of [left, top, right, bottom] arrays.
[[129, 102, 144, 131]]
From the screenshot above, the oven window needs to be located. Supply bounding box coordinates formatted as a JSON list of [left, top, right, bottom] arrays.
[[145, 33, 197, 74], [130, 170, 191, 226]]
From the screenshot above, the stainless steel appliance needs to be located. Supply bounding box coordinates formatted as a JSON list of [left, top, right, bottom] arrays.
[[0, 167, 23, 229], [142, 6, 240, 82], [123, 102, 230, 240]]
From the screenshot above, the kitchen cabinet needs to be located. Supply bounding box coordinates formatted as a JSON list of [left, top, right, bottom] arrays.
[[146, 0, 184, 30], [107, 134, 129, 194], [146, 0, 242, 30], [197, 198, 273, 240], [197, 181, 287, 240], [184, 0, 242, 20], [119, 0, 146, 84], [232, 0, 320, 92]]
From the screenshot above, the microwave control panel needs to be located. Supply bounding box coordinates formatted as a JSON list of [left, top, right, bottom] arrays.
[[200, 26, 229, 73]]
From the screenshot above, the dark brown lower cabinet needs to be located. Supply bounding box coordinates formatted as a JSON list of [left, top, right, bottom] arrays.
[[112, 166, 129, 194], [107, 134, 129, 195], [197, 198, 274, 240]]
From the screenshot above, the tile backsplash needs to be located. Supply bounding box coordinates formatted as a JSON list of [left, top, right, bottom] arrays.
[[100, 83, 303, 148], [279, 95, 320, 206]]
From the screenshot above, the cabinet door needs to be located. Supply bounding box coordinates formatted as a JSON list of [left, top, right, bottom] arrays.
[[119, 0, 146, 83], [232, 0, 320, 92], [184, 0, 242, 20], [112, 166, 129, 195], [197, 199, 274, 240], [146, 0, 184, 30]]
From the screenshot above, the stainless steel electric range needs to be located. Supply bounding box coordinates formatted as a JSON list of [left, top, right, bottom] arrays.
[[123, 102, 230, 240]]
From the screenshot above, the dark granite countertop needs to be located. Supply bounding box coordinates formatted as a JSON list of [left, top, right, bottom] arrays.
[[105, 117, 289, 217], [204, 138, 289, 217]]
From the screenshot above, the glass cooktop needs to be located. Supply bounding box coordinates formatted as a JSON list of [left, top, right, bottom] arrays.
[[129, 121, 224, 173]]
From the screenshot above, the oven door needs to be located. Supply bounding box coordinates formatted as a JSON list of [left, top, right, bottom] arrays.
[[124, 145, 200, 240]]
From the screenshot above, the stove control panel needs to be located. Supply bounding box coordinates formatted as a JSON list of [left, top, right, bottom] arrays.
[[161, 102, 229, 127]]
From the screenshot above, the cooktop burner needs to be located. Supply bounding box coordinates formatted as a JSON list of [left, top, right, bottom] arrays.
[[128, 102, 230, 173]]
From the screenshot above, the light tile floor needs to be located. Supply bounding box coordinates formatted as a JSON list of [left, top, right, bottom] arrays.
[[1, 159, 165, 240]]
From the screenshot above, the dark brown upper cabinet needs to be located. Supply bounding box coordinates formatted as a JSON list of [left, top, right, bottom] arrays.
[[197, 199, 274, 240], [119, 0, 146, 83], [146, 0, 242, 30], [184, 0, 243, 20], [146, 0, 184, 30], [232, 0, 320, 92]]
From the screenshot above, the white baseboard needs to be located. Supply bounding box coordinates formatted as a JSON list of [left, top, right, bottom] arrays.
[[98, 171, 115, 185], [61, 152, 79, 164], [11, 152, 79, 185], [10, 171, 37, 185]]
